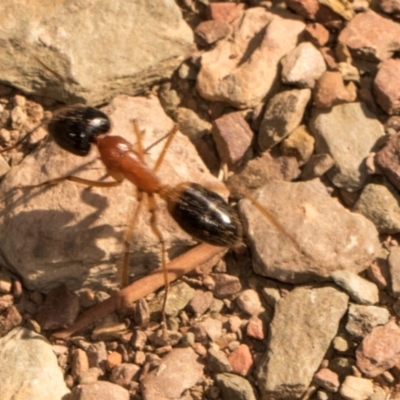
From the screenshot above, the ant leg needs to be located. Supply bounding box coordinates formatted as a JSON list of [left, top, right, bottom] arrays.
[[153, 125, 179, 173], [35, 175, 123, 188], [147, 194, 168, 329]]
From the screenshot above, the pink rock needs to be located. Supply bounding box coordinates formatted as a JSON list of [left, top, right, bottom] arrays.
[[313, 368, 340, 392], [378, 0, 400, 14], [140, 348, 204, 400], [195, 20, 231, 45], [212, 112, 253, 168], [285, 0, 319, 19], [320, 47, 338, 69], [246, 316, 265, 340], [228, 344, 253, 376], [188, 290, 213, 316], [304, 23, 330, 47], [207, 2, 242, 23], [71, 348, 89, 379], [313, 71, 353, 108], [356, 321, 400, 377], [339, 9, 400, 61], [228, 315, 242, 333], [204, 273, 242, 298], [71, 381, 129, 400], [374, 59, 400, 115], [367, 258, 389, 290]]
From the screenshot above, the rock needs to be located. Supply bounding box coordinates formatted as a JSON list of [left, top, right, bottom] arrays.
[[257, 286, 348, 399], [71, 348, 90, 380], [338, 9, 400, 61], [36, 284, 79, 330], [106, 351, 123, 371], [0, 327, 70, 399], [236, 289, 263, 316], [239, 180, 380, 283], [356, 321, 400, 377], [331, 270, 379, 305], [310, 102, 384, 191], [164, 282, 195, 317], [339, 376, 374, 400], [318, 0, 354, 20], [87, 341, 107, 372], [281, 42, 327, 88], [280, 124, 315, 166], [207, 2, 242, 23], [71, 381, 129, 400], [0, 1, 193, 105], [378, 0, 400, 14], [258, 88, 311, 151], [207, 348, 232, 373], [374, 58, 400, 115], [197, 8, 305, 108], [300, 153, 335, 180], [215, 373, 257, 400], [367, 257, 390, 290], [204, 273, 242, 298], [195, 20, 231, 45], [304, 23, 330, 47], [0, 95, 227, 292], [285, 0, 319, 19], [140, 347, 204, 400], [375, 132, 400, 192], [345, 304, 390, 338], [109, 363, 140, 389], [228, 344, 253, 376], [246, 316, 264, 340], [313, 368, 340, 392], [353, 178, 400, 234], [227, 152, 300, 197], [313, 71, 354, 109], [0, 155, 10, 178], [0, 305, 22, 337], [329, 357, 355, 378], [187, 290, 213, 316], [211, 112, 253, 168], [176, 108, 212, 141], [388, 247, 400, 297]]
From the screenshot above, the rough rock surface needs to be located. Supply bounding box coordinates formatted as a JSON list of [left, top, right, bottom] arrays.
[[215, 373, 257, 400], [310, 102, 384, 191], [0, 95, 227, 292], [197, 8, 305, 108], [239, 180, 380, 283], [0, 1, 193, 105], [376, 132, 400, 192], [257, 286, 348, 399], [0, 327, 70, 400]]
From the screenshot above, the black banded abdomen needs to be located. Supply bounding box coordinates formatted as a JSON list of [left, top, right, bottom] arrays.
[[165, 183, 241, 247]]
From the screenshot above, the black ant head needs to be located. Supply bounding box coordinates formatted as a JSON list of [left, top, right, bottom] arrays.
[[48, 105, 111, 156]]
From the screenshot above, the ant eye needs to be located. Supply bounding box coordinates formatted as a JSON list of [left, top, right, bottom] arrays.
[[48, 105, 111, 156]]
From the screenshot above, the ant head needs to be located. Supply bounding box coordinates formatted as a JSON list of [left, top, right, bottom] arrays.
[[48, 105, 111, 156]]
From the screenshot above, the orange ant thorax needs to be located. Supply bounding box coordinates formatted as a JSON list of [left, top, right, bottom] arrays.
[[94, 135, 162, 194]]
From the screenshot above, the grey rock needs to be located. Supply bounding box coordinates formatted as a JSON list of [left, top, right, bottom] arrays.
[[207, 348, 232, 373], [215, 373, 257, 400], [0, 1, 193, 105], [0, 327, 70, 400], [331, 270, 379, 305], [346, 304, 390, 338], [257, 286, 348, 399], [239, 180, 380, 284], [164, 282, 195, 317], [353, 178, 400, 234], [0, 96, 227, 292], [258, 88, 311, 151], [310, 102, 384, 191]]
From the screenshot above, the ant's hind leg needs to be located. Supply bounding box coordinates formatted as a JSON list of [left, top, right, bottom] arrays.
[[147, 194, 168, 329], [33, 175, 124, 188]]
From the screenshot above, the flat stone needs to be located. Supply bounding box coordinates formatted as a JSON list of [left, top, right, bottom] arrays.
[[300, 153, 335, 180], [195, 20, 231, 45], [374, 58, 400, 115], [338, 9, 400, 61], [345, 304, 390, 339], [356, 321, 400, 377], [313, 368, 340, 392], [0, 327, 70, 400], [339, 376, 374, 400], [164, 282, 195, 317], [197, 8, 305, 108], [236, 289, 262, 316], [0, 305, 22, 338], [71, 381, 129, 400], [388, 246, 400, 297], [0, 1, 193, 104], [258, 88, 311, 151], [353, 178, 400, 234], [257, 286, 348, 399], [228, 344, 253, 376], [204, 273, 242, 298], [331, 270, 379, 305], [215, 373, 257, 400], [310, 102, 384, 191], [109, 363, 140, 389], [207, 348, 232, 373], [280, 124, 315, 166], [0, 96, 227, 292], [281, 42, 327, 88], [304, 23, 330, 47], [140, 347, 204, 400], [187, 290, 214, 316], [239, 180, 380, 283]]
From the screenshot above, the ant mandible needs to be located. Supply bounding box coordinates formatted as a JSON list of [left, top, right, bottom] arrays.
[[45, 104, 242, 317]]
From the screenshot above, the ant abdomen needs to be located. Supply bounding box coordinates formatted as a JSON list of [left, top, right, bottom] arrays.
[[161, 182, 242, 247], [48, 105, 111, 156]]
